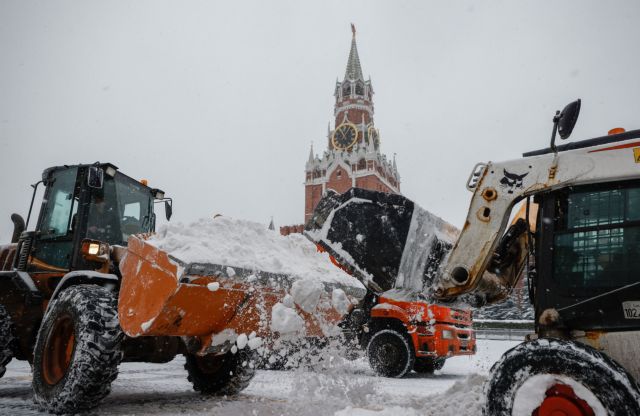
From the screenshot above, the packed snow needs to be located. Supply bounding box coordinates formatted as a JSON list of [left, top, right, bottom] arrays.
[[331, 288, 351, 315], [395, 205, 458, 293], [148, 216, 365, 290], [0, 340, 519, 415], [271, 302, 305, 334], [290, 279, 323, 313]]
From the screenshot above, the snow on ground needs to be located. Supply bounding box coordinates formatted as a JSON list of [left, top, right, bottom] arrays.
[[0, 340, 518, 415]]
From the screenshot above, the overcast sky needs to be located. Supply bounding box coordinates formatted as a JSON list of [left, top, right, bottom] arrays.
[[1, 0, 640, 240]]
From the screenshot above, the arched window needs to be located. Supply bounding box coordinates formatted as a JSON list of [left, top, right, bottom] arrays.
[[358, 159, 366, 170], [342, 83, 351, 97], [355, 82, 364, 96]]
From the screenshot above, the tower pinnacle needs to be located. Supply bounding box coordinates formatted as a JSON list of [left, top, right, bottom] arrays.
[[344, 24, 364, 81], [308, 142, 314, 163]]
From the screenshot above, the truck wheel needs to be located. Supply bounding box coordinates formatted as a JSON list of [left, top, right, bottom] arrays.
[[185, 348, 256, 396], [0, 304, 16, 378], [483, 338, 640, 416], [413, 357, 445, 374], [32, 285, 123, 414], [367, 329, 415, 378]]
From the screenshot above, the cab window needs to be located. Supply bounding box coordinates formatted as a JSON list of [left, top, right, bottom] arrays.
[[553, 183, 640, 288], [40, 168, 78, 239]]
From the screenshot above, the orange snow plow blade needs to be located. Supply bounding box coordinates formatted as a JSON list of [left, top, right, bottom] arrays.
[[118, 235, 345, 355]]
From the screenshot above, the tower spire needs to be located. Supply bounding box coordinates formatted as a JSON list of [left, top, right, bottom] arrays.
[[344, 23, 364, 81], [308, 142, 314, 163]]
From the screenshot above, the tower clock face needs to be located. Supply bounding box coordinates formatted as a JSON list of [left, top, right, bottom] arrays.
[[332, 123, 358, 150]]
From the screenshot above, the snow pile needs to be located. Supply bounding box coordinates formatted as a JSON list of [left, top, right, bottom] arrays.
[[149, 216, 364, 289], [334, 407, 422, 416], [291, 349, 377, 408], [271, 300, 304, 335], [2, 339, 519, 415], [287, 342, 491, 416], [414, 373, 486, 415], [290, 279, 323, 313], [330, 373, 487, 416], [331, 288, 351, 315], [395, 205, 458, 293]]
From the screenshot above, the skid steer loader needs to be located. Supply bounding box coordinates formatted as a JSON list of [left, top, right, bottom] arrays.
[[0, 163, 362, 414], [307, 100, 640, 415]]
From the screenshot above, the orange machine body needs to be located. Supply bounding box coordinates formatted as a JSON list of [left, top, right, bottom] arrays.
[[320, 246, 476, 361], [118, 236, 344, 355], [372, 295, 476, 359]]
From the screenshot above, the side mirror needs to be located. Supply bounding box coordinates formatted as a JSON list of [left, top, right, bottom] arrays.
[[165, 200, 172, 221], [87, 167, 104, 189], [557, 99, 581, 140]]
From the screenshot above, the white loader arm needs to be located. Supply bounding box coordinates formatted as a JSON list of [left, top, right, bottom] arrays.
[[434, 137, 640, 300]]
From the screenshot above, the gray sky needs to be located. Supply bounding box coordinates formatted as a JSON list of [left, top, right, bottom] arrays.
[[1, 0, 640, 240]]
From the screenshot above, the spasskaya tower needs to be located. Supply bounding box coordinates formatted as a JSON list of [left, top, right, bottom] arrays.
[[304, 25, 401, 223]]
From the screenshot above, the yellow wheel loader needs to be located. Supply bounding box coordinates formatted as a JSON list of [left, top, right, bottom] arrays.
[[0, 163, 362, 414]]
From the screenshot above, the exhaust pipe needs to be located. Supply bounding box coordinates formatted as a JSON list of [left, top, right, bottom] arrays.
[[10, 214, 25, 243]]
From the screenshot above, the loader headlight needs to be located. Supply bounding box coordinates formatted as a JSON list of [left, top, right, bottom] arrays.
[[442, 330, 454, 340], [81, 239, 110, 262], [88, 243, 100, 255]]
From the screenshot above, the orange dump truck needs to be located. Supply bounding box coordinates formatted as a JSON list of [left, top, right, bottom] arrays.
[[306, 188, 476, 377], [367, 293, 475, 374]]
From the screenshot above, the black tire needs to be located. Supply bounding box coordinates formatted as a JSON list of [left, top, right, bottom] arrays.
[[484, 338, 640, 416], [185, 347, 257, 396], [413, 357, 445, 374], [366, 329, 415, 378], [0, 304, 16, 378], [32, 285, 123, 414]]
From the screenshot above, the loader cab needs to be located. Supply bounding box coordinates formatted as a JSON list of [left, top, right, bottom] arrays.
[[25, 163, 166, 274], [535, 179, 640, 332]]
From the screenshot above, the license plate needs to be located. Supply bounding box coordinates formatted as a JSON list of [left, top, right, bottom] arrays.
[[622, 301, 640, 319]]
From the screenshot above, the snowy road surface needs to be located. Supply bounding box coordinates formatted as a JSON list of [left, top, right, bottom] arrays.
[[0, 340, 518, 415]]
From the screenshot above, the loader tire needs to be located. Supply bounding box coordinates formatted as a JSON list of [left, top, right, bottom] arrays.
[[367, 329, 415, 378], [185, 348, 256, 396], [0, 304, 16, 378], [413, 357, 445, 374], [32, 285, 123, 414], [483, 338, 640, 416]]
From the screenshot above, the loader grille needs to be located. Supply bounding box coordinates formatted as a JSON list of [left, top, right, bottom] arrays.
[[15, 232, 35, 271]]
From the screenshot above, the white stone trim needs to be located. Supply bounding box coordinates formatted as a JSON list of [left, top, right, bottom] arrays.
[[334, 103, 374, 116]]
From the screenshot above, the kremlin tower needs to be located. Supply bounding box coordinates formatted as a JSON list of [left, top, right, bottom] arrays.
[[281, 25, 401, 235]]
